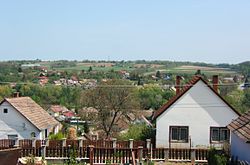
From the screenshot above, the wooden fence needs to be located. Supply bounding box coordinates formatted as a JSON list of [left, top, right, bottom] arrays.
[[0, 139, 210, 164]]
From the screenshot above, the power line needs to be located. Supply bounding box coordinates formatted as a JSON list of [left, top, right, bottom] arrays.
[[0, 81, 240, 87]]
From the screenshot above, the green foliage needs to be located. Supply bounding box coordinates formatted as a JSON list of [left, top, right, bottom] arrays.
[[48, 132, 65, 140], [0, 85, 12, 100], [65, 146, 78, 165], [224, 89, 250, 113], [156, 70, 161, 78], [19, 84, 82, 109], [208, 148, 228, 165], [136, 84, 174, 110], [119, 124, 155, 140]]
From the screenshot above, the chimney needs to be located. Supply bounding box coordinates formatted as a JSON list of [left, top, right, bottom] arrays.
[[212, 75, 219, 92], [13, 92, 20, 98], [175, 76, 181, 95]]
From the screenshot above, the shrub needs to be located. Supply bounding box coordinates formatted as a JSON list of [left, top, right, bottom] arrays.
[[48, 132, 65, 140], [208, 148, 228, 165]]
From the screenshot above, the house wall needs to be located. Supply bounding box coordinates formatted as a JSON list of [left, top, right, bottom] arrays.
[[156, 80, 239, 148], [0, 101, 41, 139], [231, 133, 250, 162]]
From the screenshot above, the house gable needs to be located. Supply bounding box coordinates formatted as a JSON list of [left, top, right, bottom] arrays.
[[0, 101, 40, 139], [155, 77, 240, 148], [153, 76, 240, 120], [0, 97, 59, 131], [156, 80, 239, 124]]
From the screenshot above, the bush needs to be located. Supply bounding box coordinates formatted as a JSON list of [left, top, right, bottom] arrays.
[[48, 132, 65, 140], [118, 124, 155, 140], [208, 148, 228, 165]]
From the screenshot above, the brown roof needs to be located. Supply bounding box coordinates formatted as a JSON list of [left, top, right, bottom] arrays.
[[228, 110, 250, 142], [1, 97, 59, 130], [153, 76, 240, 120]]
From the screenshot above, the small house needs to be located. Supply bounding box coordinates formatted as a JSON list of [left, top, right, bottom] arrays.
[[0, 96, 60, 140]]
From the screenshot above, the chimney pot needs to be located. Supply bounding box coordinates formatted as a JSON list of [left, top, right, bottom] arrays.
[[175, 76, 181, 95], [212, 75, 219, 92], [13, 92, 20, 98]]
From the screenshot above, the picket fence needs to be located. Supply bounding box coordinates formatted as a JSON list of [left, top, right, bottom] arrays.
[[0, 139, 209, 164]]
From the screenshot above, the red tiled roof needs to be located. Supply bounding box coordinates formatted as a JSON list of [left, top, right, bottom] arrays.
[[1, 97, 59, 130], [63, 111, 75, 117], [50, 105, 68, 113], [153, 76, 240, 120], [228, 110, 250, 142]]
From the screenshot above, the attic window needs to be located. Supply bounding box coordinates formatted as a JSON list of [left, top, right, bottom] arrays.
[[3, 108, 8, 113]]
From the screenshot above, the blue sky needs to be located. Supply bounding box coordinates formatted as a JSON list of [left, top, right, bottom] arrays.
[[0, 0, 249, 64]]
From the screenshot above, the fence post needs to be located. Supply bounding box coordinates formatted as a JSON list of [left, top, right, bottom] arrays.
[[129, 139, 134, 149], [146, 139, 151, 149], [32, 138, 36, 148], [112, 138, 117, 148], [191, 149, 195, 164], [138, 146, 143, 164], [41, 139, 48, 158], [164, 148, 169, 162], [88, 145, 94, 165], [14, 138, 19, 147], [62, 138, 67, 147], [78, 137, 83, 148]]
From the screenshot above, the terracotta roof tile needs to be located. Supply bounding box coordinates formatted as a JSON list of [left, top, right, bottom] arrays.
[[2, 97, 59, 130], [228, 110, 250, 142]]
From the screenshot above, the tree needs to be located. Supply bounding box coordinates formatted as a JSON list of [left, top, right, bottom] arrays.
[[82, 79, 139, 138], [0, 85, 12, 100], [156, 70, 161, 79], [136, 84, 174, 110], [88, 66, 93, 72]]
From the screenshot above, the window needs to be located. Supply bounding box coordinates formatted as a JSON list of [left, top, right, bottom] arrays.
[[45, 129, 48, 138], [8, 134, 18, 140], [210, 127, 230, 143], [3, 108, 8, 113], [31, 132, 36, 138], [170, 126, 189, 143]]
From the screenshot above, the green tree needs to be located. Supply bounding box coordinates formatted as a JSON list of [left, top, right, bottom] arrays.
[[156, 70, 161, 79], [0, 85, 12, 100], [224, 89, 248, 113], [136, 84, 174, 110], [82, 79, 139, 138]]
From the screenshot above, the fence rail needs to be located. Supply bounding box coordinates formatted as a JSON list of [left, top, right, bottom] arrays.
[[0, 139, 211, 164]]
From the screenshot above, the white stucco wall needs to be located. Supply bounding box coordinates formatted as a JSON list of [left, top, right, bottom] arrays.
[[231, 133, 250, 162], [0, 101, 41, 139], [156, 80, 239, 148]]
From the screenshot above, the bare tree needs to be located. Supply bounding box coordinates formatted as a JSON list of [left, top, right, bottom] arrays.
[[81, 79, 139, 138]]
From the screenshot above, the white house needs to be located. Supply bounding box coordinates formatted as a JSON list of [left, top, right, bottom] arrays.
[[0, 96, 60, 140], [228, 110, 250, 163], [153, 75, 240, 148]]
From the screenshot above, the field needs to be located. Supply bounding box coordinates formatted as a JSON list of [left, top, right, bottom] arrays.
[[39, 61, 236, 76], [158, 65, 236, 76]]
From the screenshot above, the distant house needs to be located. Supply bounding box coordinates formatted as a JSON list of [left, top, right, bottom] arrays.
[[153, 75, 240, 148], [228, 110, 250, 163], [0, 97, 60, 140], [49, 105, 69, 118], [63, 110, 76, 120]]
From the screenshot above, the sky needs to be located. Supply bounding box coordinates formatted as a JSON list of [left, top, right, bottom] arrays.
[[0, 0, 249, 64]]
